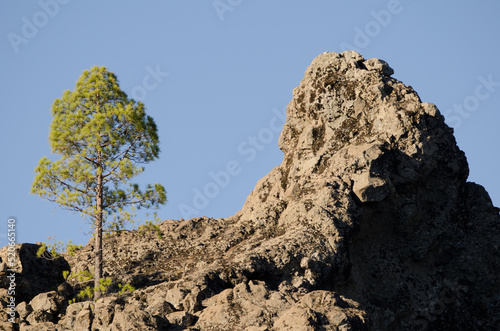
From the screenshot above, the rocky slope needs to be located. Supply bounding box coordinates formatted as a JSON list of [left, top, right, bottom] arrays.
[[2, 51, 500, 330]]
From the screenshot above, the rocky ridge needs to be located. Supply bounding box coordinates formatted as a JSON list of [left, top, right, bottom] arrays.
[[1, 51, 499, 330]]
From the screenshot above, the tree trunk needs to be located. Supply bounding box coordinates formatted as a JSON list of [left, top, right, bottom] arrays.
[[94, 170, 103, 299]]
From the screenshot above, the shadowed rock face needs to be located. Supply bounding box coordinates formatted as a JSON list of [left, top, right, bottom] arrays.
[[3, 51, 499, 330]]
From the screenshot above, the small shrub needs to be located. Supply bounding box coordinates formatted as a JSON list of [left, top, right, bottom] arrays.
[[138, 219, 163, 239], [77, 286, 95, 301], [66, 241, 83, 255], [67, 269, 93, 284], [118, 283, 135, 295], [37, 237, 83, 259], [98, 277, 113, 295], [68, 274, 134, 303], [36, 241, 62, 259]]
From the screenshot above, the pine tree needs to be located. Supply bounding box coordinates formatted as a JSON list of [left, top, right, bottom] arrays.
[[32, 66, 166, 299]]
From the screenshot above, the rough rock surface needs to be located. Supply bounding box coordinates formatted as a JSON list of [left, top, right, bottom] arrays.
[[0, 243, 70, 305], [3, 51, 500, 330]]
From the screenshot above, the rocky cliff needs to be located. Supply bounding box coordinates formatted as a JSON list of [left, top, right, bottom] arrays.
[[2, 51, 500, 330]]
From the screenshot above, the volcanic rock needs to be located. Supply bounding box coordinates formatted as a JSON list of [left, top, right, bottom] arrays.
[[0, 243, 70, 305], [5, 51, 500, 330]]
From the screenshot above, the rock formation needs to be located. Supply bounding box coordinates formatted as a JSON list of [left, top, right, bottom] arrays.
[[2, 51, 499, 330]]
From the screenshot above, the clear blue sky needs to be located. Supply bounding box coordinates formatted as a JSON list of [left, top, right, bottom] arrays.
[[1, 1, 499, 247]]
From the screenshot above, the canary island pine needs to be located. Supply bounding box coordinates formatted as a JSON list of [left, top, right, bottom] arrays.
[[32, 66, 166, 299]]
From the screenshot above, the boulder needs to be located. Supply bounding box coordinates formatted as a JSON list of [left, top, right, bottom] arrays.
[[0, 243, 70, 305], [58, 302, 93, 331], [91, 296, 158, 330]]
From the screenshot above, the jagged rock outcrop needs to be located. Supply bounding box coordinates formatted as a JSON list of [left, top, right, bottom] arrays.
[[0, 244, 70, 304], [4, 51, 500, 330]]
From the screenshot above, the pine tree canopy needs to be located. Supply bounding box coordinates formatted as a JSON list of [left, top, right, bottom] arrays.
[[32, 65, 167, 225]]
